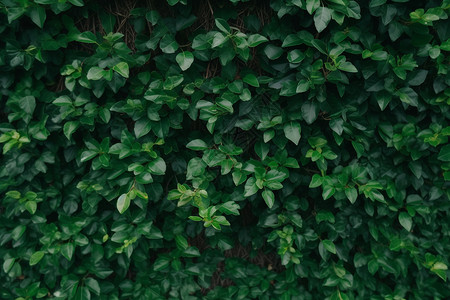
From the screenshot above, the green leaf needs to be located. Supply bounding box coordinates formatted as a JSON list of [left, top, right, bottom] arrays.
[[176, 51, 194, 71], [160, 34, 179, 53], [284, 122, 301, 145], [175, 235, 189, 250], [345, 187, 358, 204], [352, 141, 364, 158], [215, 18, 230, 33], [219, 201, 240, 215], [244, 177, 259, 197], [75, 31, 97, 44], [301, 101, 319, 124], [287, 49, 305, 63], [322, 185, 336, 200], [153, 257, 170, 271], [431, 262, 448, 281], [254, 142, 269, 160], [3, 258, 15, 273], [85, 278, 100, 296], [262, 190, 275, 208], [322, 239, 336, 254], [80, 150, 98, 162], [69, 0, 85, 6], [338, 61, 358, 73], [282, 34, 304, 47], [112, 62, 129, 78], [134, 119, 152, 139], [29, 251, 45, 266], [370, 0, 386, 7], [29, 6, 46, 28], [63, 121, 80, 140], [248, 34, 268, 47], [314, 7, 332, 33], [264, 44, 283, 60], [19, 96, 36, 117], [232, 171, 247, 186], [186, 139, 208, 151], [316, 211, 335, 224], [24, 201, 37, 214], [438, 144, 450, 161], [309, 174, 323, 188], [398, 212, 412, 231], [117, 193, 131, 214], [306, 0, 320, 14], [243, 74, 259, 87], [346, 1, 361, 19], [87, 67, 105, 80], [12, 225, 25, 241], [61, 242, 75, 261], [211, 32, 228, 48], [148, 157, 166, 175], [296, 80, 310, 93]]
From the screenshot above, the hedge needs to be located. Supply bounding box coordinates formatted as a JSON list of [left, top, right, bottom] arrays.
[[0, 0, 449, 299]]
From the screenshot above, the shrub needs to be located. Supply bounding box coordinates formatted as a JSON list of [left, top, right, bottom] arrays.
[[0, 0, 449, 299]]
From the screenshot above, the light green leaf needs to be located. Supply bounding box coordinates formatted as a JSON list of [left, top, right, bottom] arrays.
[[306, 0, 320, 14], [219, 201, 240, 215], [87, 67, 105, 80], [160, 34, 179, 53], [287, 49, 305, 63], [112, 62, 129, 78], [399, 212, 412, 231], [215, 18, 230, 33], [63, 121, 80, 140], [322, 239, 336, 254], [248, 34, 268, 47], [80, 150, 98, 162], [244, 177, 259, 197], [314, 7, 332, 33], [134, 119, 152, 139], [186, 139, 209, 151], [3, 258, 15, 273], [301, 101, 319, 124], [148, 157, 166, 175], [338, 61, 358, 73], [24, 201, 37, 214], [322, 185, 336, 200], [176, 51, 194, 71], [262, 190, 275, 208], [309, 174, 323, 188], [61, 242, 75, 261], [29, 251, 45, 266], [211, 32, 228, 48], [283, 122, 301, 145], [117, 193, 130, 214], [345, 187, 358, 204], [296, 80, 310, 93]]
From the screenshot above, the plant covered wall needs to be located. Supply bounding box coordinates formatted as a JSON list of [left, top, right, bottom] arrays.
[[0, 0, 449, 299]]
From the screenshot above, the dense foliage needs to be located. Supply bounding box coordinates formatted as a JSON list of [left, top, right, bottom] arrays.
[[1, 0, 450, 299]]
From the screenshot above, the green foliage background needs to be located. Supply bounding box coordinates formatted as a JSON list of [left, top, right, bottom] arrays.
[[1, 0, 450, 299]]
